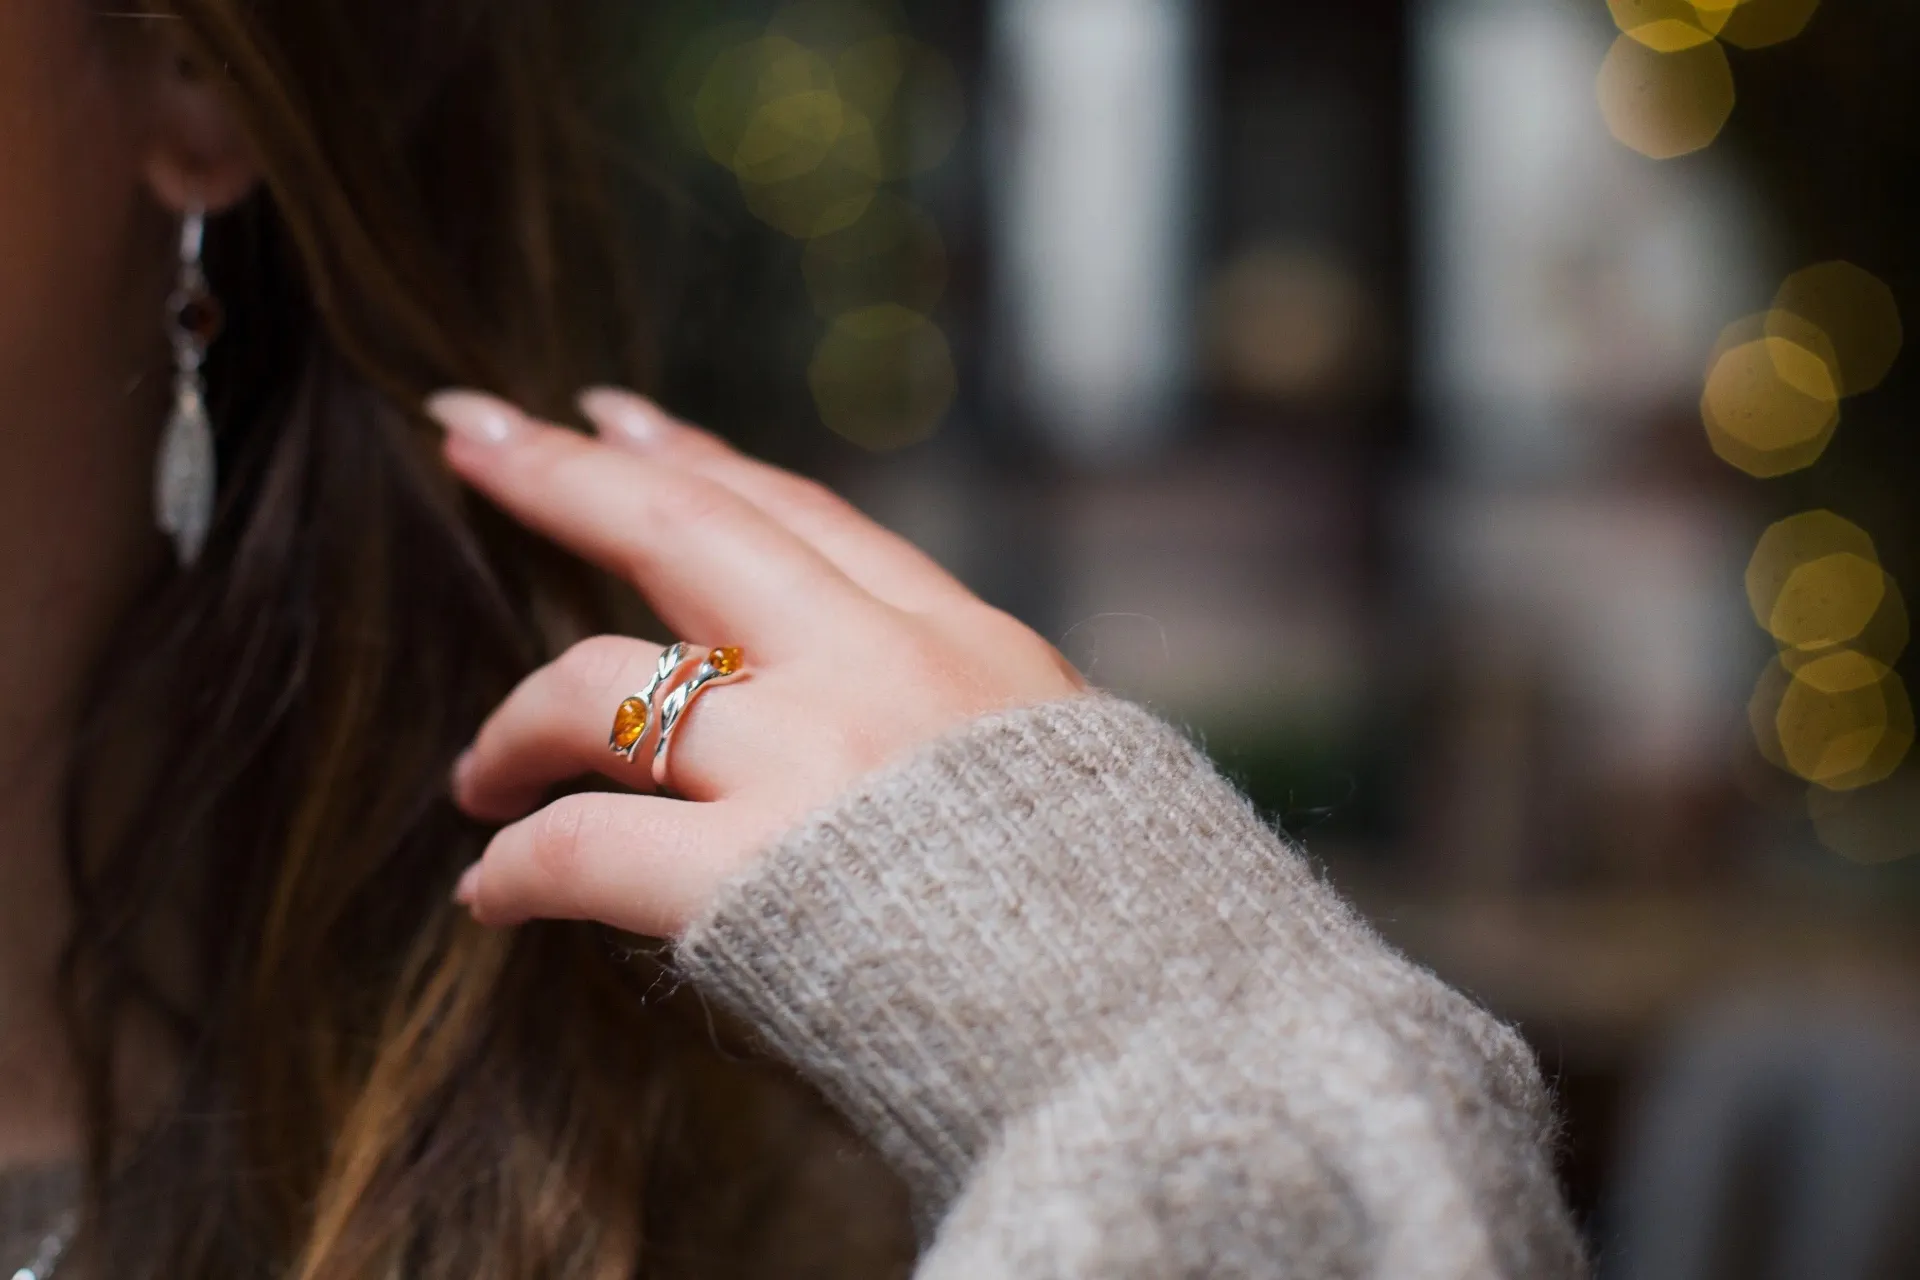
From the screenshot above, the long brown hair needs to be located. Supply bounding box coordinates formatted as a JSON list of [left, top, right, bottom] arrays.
[[61, 2, 910, 1276]]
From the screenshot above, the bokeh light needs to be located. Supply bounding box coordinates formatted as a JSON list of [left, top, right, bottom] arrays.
[[666, 4, 968, 452], [1807, 766, 1920, 864], [1203, 245, 1376, 403], [802, 192, 949, 319], [1774, 650, 1913, 789], [808, 304, 956, 450], [739, 115, 885, 238], [1782, 573, 1912, 674], [674, 5, 964, 243], [695, 36, 838, 176], [734, 88, 847, 187], [1701, 332, 1839, 473], [1746, 510, 1880, 640], [1767, 552, 1885, 650], [1607, 0, 1729, 50], [1596, 35, 1735, 160], [687, 35, 878, 238], [1745, 652, 1913, 792], [1746, 513, 1914, 791], [1771, 262, 1904, 396], [1714, 307, 1843, 377], [1715, 0, 1822, 50]]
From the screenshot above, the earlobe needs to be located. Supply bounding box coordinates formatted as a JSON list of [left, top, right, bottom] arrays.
[[139, 33, 261, 217]]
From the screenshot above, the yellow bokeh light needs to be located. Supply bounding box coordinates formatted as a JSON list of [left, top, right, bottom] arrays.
[[809, 304, 956, 450], [733, 89, 847, 185], [1803, 575, 1909, 671], [1710, 309, 1842, 375], [739, 110, 884, 239], [1778, 573, 1911, 679], [1748, 512, 1909, 668], [1746, 509, 1879, 627], [1701, 312, 1843, 476], [1772, 262, 1904, 397], [1774, 651, 1912, 789], [695, 37, 838, 175], [1716, 0, 1821, 50], [678, 7, 964, 240], [1808, 767, 1920, 865], [1597, 36, 1735, 160], [802, 193, 949, 319], [1768, 553, 1887, 650], [1608, 0, 1730, 49], [1702, 336, 1838, 454]]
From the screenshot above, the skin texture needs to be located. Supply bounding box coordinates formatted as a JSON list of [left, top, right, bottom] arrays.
[[0, 10, 256, 1171], [431, 388, 1086, 938]]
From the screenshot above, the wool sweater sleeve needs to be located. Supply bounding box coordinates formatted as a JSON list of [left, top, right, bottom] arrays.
[[674, 696, 1587, 1279]]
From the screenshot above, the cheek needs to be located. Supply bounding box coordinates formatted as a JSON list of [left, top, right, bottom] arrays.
[[0, 4, 151, 394]]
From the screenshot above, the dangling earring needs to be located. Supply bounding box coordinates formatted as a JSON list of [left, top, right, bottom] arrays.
[[155, 205, 221, 567]]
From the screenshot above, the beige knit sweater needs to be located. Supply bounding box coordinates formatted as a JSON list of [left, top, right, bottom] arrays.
[[679, 695, 1585, 1278], [1, 696, 1586, 1277]]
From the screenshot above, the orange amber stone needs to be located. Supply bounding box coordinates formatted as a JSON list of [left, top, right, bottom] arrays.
[[610, 697, 649, 752], [709, 646, 743, 676]]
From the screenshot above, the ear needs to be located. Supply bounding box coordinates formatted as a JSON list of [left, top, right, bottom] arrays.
[[137, 26, 260, 216]]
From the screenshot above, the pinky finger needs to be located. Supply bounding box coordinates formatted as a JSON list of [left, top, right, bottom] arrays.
[[457, 792, 733, 937]]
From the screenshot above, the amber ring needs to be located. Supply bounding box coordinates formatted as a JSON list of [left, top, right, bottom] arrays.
[[608, 642, 696, 763], [650, 646, 746, 790]]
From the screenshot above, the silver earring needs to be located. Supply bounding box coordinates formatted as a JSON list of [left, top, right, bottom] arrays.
[[155, 206, 221, 567]]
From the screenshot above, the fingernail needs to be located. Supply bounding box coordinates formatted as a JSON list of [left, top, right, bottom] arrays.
[[427, 390, 522, 446], [579, 387, 670, 450], [450, 749, 474, 798], [453, 863, 482, 907]]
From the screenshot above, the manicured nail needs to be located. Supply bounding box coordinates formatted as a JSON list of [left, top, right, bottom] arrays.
[[579, 387, 670, 450], [453, 863, 482, 906], [450, 749, 474, 799], [426, 390, 522, 445]]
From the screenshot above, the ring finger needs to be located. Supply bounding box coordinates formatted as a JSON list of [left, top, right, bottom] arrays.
[[454, 634, 753, 821]]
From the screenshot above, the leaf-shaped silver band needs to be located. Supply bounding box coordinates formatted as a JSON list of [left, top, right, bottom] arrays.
[[608, 642, 696, 762]]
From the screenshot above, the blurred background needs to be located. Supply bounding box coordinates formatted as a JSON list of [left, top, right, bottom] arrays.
[[617, 0, 1920, 1272]]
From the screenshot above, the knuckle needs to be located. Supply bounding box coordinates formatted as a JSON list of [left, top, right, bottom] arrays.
[[646, 474, 734, 531]]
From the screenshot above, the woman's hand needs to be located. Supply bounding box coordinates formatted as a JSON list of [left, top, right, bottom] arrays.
[[427, 388, 1085, 938]]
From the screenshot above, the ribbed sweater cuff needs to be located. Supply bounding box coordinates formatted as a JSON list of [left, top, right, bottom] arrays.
[[674, 694, 1317, 1219]]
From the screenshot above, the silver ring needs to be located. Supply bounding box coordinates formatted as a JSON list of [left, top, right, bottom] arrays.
[[652, 646, 746, 790], [608, 642, 696, 763]]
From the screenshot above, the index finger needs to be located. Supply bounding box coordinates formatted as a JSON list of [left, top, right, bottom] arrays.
[[427, 390, 873, 648]]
